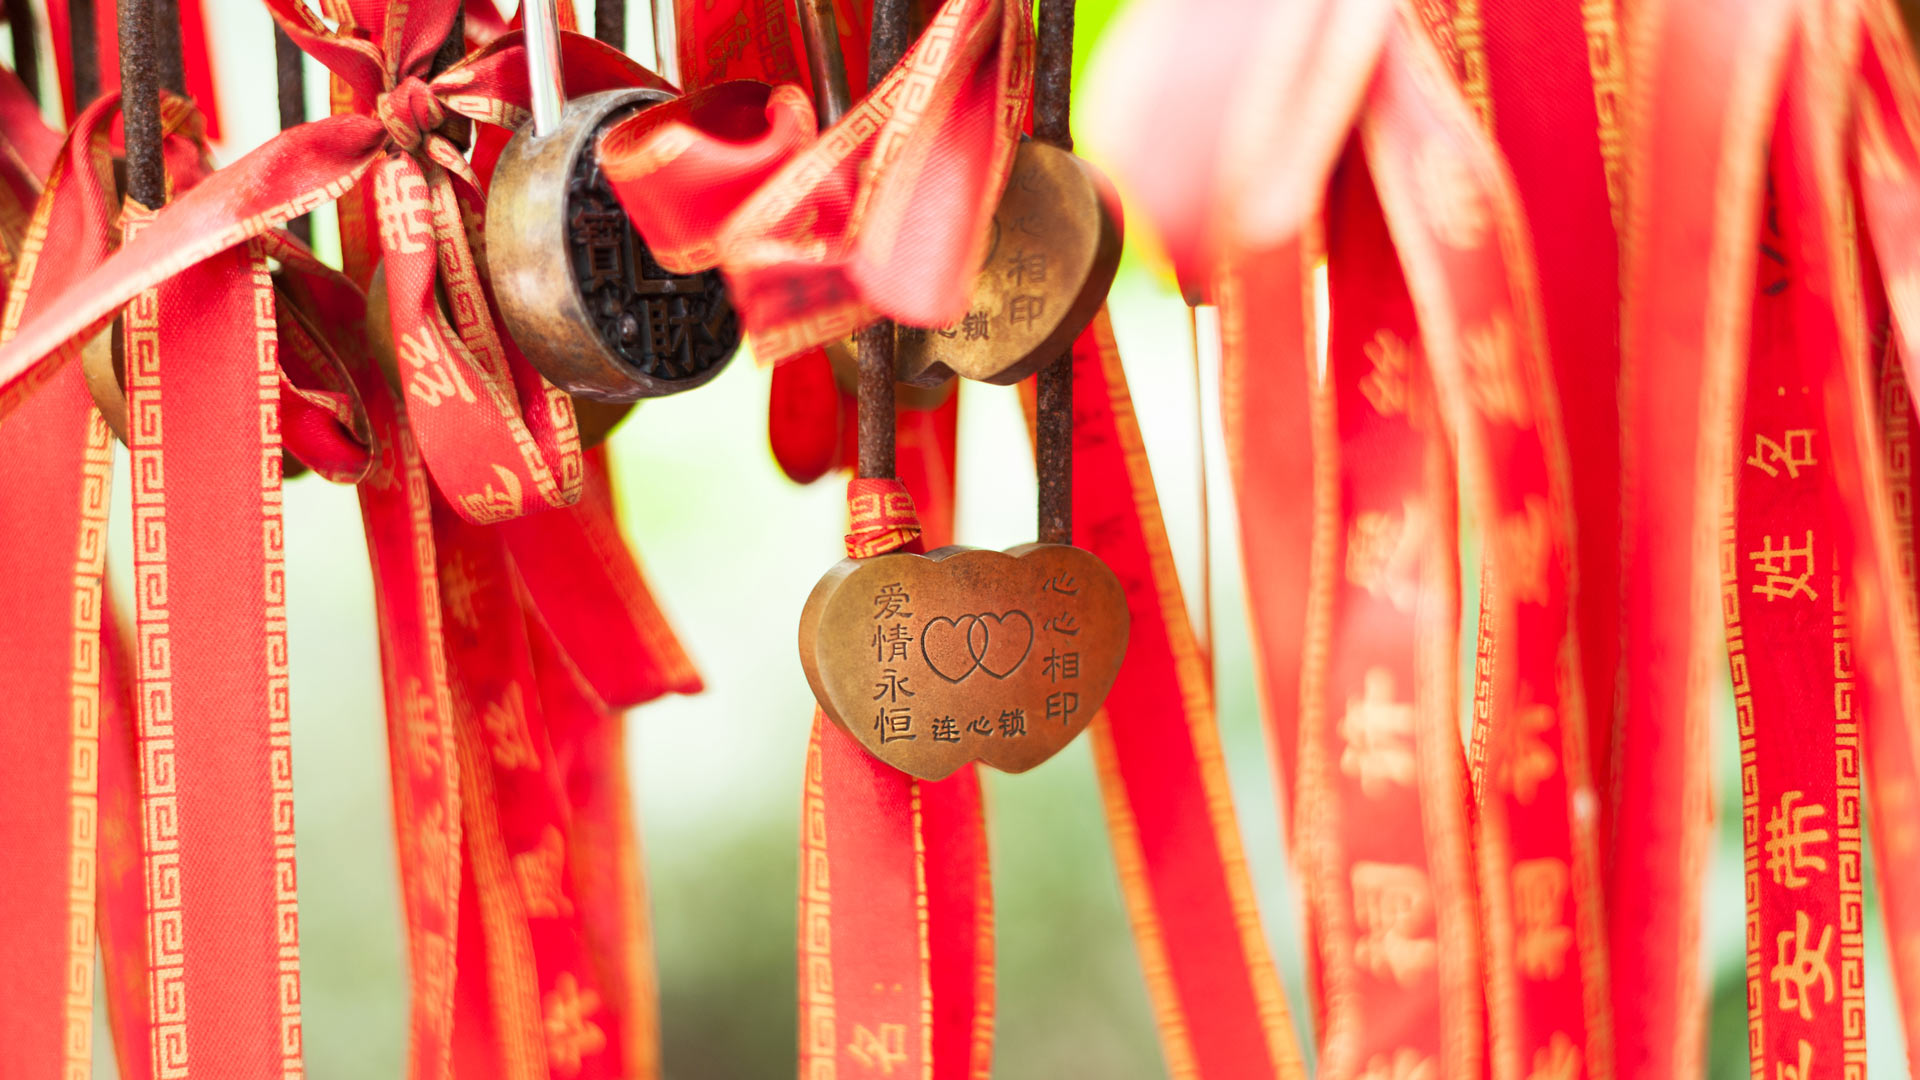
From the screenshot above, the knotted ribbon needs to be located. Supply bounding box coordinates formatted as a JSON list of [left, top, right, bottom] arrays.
[[595, 0, 1033, 364]]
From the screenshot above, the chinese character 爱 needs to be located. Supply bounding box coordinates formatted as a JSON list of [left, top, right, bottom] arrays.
[[873, 583, 913, 620]]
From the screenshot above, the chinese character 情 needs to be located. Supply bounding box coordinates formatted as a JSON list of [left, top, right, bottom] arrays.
[[1770, 909, 1835, 1020], [1749, 532, 1819, 602], [1043, 649, 1080, 683], [871, 623, 912, 663], [1512, 858, 1572, 980], [873, 582, 913, 620], [1339, 667, 1417, 797], [1748, 430, 1817, 479], [873, 707, 915, 744], [1351, 862, 1437, 986], [1764, 791, 1831, 889], [872, 668, 915, 704]]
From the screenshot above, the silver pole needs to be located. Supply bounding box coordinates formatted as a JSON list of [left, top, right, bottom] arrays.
[[523, 0, 566, 136]]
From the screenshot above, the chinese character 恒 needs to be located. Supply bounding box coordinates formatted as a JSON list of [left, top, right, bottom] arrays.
[[873, 706, 915, 744]]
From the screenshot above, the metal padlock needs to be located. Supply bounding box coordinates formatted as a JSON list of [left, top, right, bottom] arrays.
[[893, 138, 1120, 387], [487, 0, 741, 402]]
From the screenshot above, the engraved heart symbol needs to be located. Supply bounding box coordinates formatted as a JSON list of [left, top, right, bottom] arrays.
[[922, 616, 980, 682], [799, 544, 1128, 780], [973, 612, 1033, 678]]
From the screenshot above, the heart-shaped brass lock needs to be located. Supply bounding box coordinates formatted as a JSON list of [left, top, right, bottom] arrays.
[[894, 139, 1121, 387], [799, 544, 1128, 780]]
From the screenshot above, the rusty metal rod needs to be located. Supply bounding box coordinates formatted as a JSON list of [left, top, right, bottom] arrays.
[[851, 0, 913, 481], [6, 0, 39, 104], [1033, 0, 1074, 544], [595, 0, 623, 49], [275, 24, 309, 244], [153, 0, 182, 94], [69, 0, 97, 108], [119, 0, 164, 209]]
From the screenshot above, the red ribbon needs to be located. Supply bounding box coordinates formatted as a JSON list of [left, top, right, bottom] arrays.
[[597, 0, 1034, 363]]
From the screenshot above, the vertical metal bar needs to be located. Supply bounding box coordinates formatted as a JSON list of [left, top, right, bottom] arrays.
[[595, 0, 624, 49], [851, 0, 910, 481], [650, 0, 677, 83], [153, 0, 182, 94], [6, 0, 39, 104], [794, 0, 850, 125], [432, 1, 465, 75], [69, 0, 97, 108], [120, 0, 165, 209], [1033, 0, 1074, 545], [275, 25, 309, 244], [523, 0, 565, 135]]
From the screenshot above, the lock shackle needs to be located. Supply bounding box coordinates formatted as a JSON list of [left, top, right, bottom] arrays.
[[1032, 0, 1075, 546], [795, 0, 853, 126], [523, 0, 566, 136]]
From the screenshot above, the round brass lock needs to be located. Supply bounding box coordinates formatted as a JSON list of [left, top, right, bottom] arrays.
[[488, 87, 742, 403], [894, 140, 1121, 387]]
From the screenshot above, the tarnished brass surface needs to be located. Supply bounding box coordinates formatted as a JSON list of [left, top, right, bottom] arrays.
[[895, 140, 1121, 387], [825, 334, 954, 410], [798, 543, 1128, 780], [489, 88, 740, 403]]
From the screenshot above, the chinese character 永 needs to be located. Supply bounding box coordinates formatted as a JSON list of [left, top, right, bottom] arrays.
[[872, 669, 915, 704]]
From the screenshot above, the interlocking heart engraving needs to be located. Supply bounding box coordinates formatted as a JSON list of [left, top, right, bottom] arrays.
[[799, 544, 1129, 779]]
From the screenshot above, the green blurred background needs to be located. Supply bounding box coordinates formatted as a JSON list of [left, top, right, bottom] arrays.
[[63, 0, 1909, 1075]]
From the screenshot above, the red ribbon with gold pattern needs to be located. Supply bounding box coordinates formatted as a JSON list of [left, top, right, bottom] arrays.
[[597, 0, 1032, 363]]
